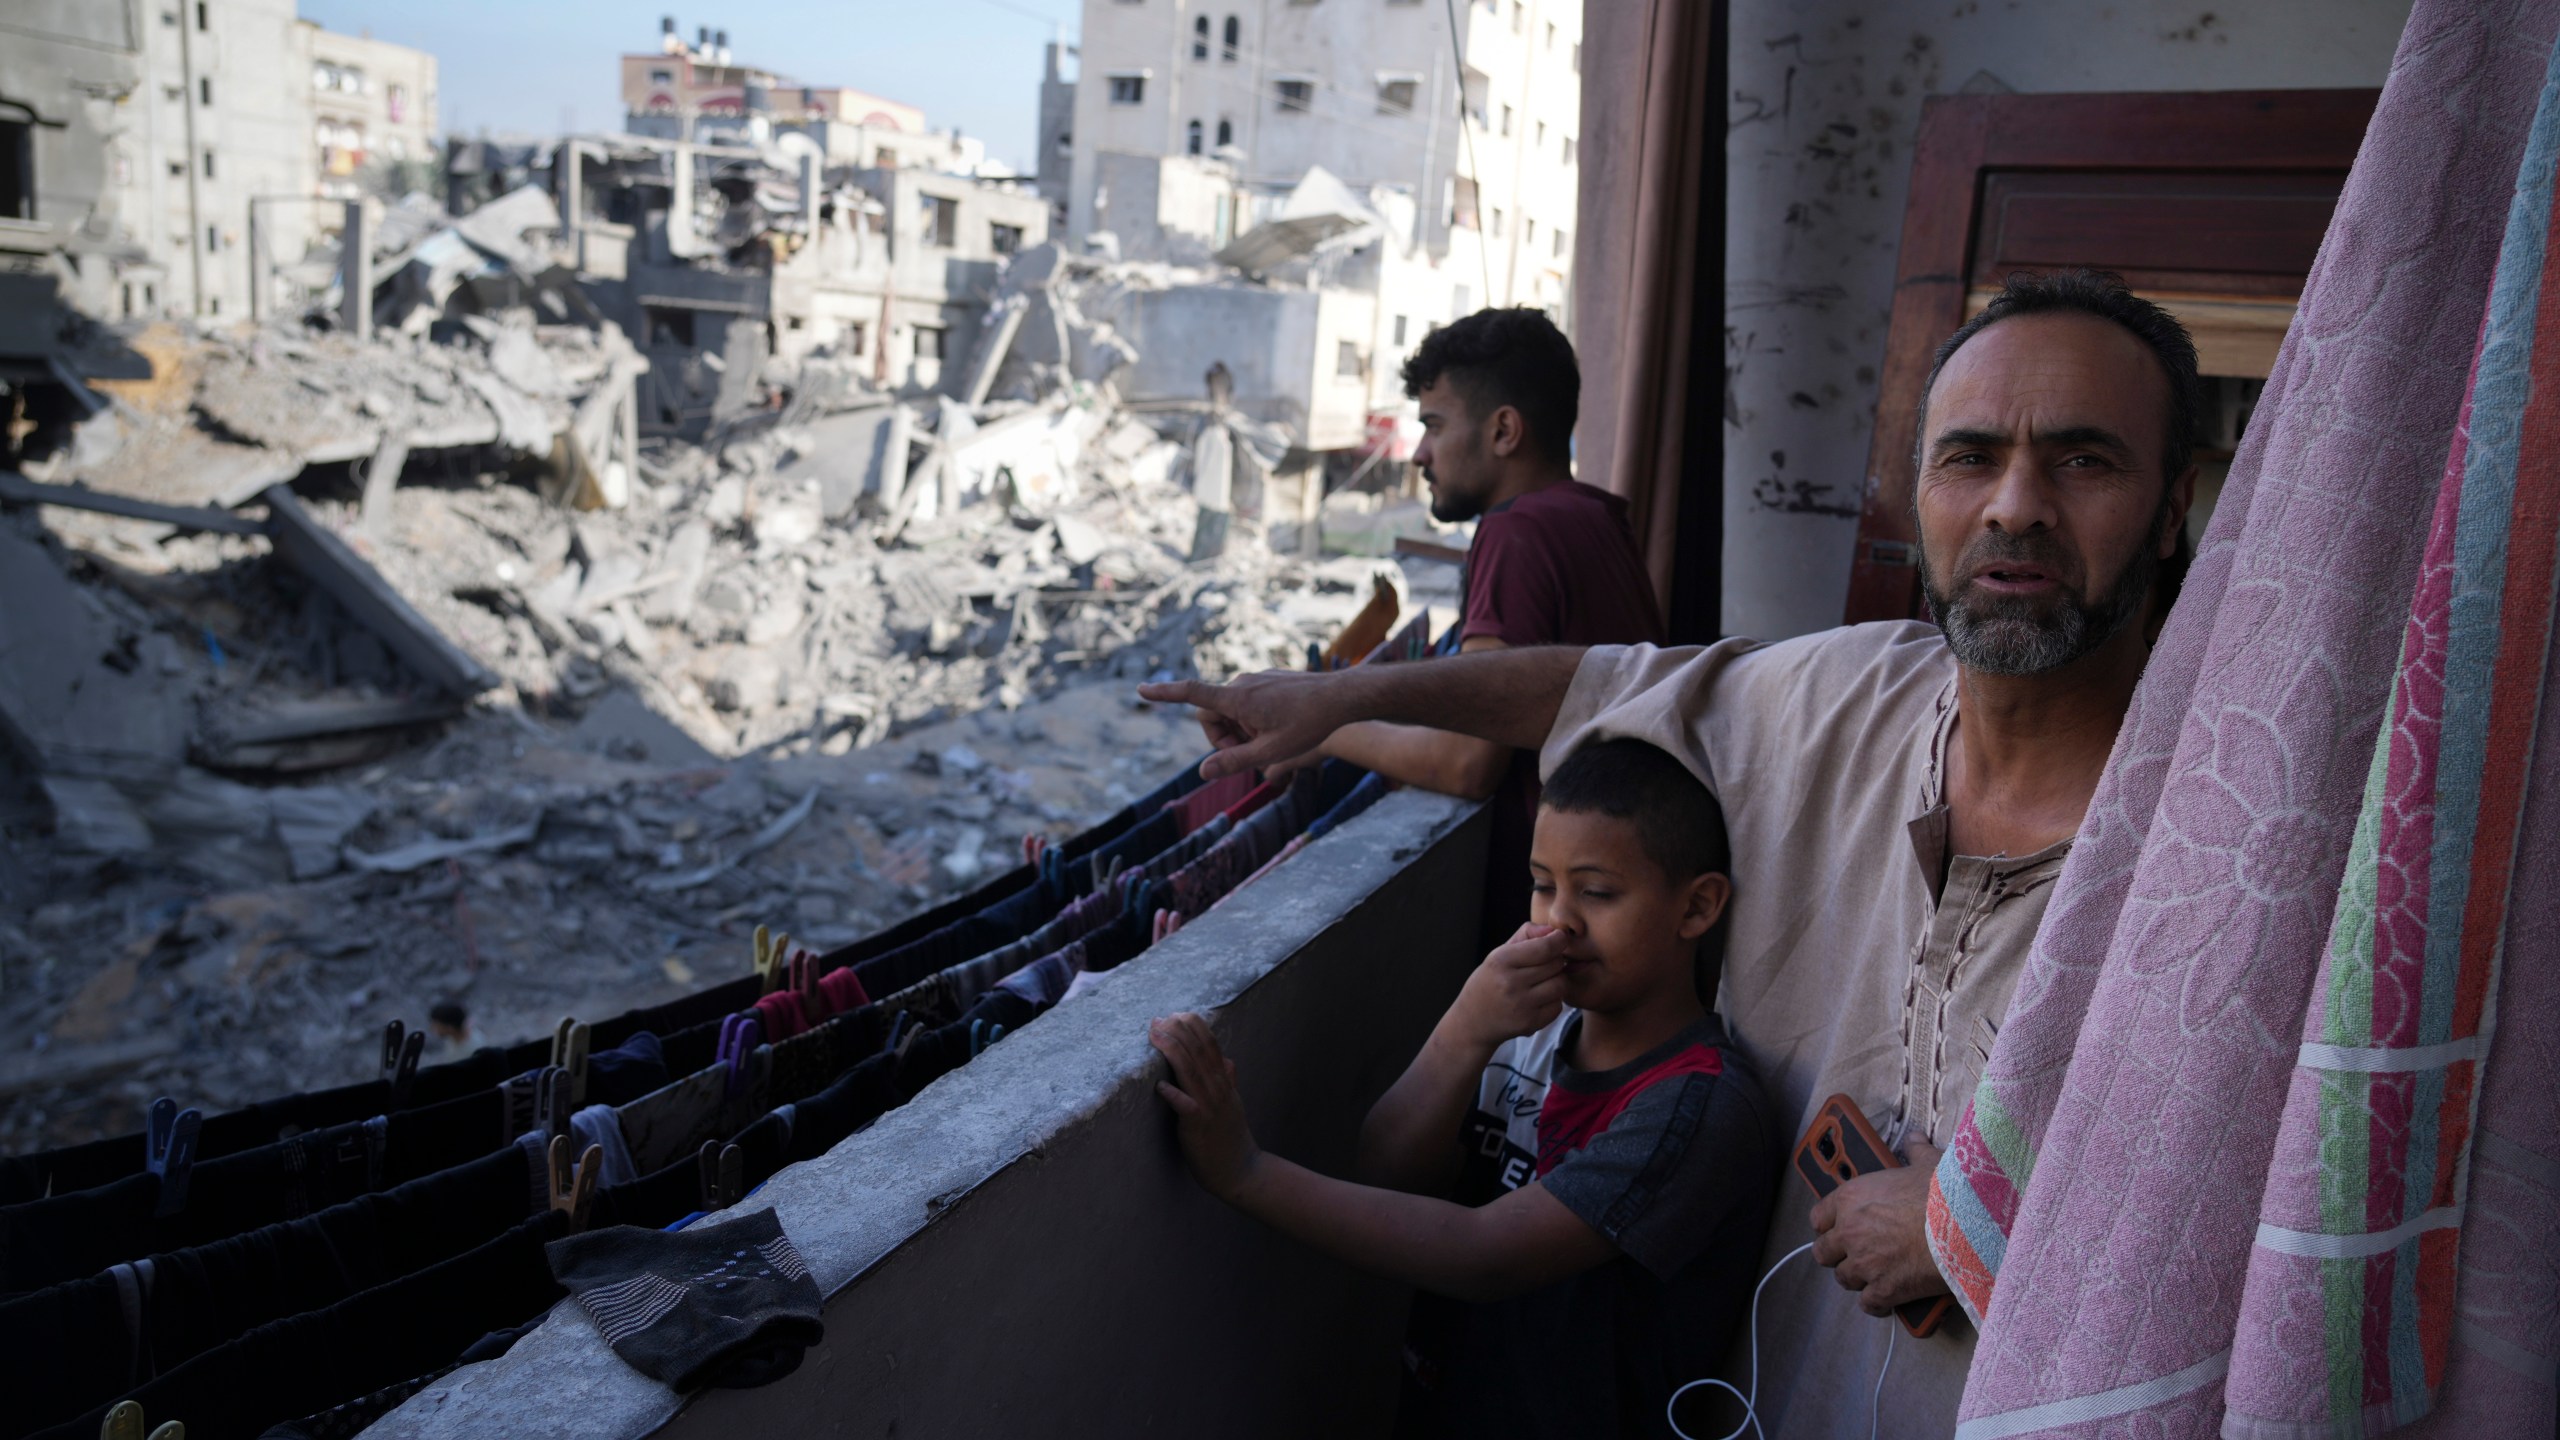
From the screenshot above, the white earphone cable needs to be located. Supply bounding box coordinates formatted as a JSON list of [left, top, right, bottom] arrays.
[[1667, 1242, 1898, 1440]]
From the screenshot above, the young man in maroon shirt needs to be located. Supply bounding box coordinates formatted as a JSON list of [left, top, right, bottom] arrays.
[[1310, 307, 1665, 950]]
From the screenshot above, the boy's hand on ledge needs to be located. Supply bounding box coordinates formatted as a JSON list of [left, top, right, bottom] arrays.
[[1440, 924, 1572, 1053], [1151, 1013, 1263, 1202], [1809, 1139, 1951, 1315], [1139, 670, 1349, 781]]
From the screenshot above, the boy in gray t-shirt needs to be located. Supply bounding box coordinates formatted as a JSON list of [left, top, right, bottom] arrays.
[[1151, 739, 1778, 1437]]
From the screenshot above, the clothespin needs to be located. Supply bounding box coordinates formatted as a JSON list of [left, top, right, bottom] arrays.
[[790, 949, 823, 1018], [380, 1020, 424, 1106], [531, 1065, 572, 1142], [546, 1134, 600, 1232], [695, 1139, 745, 1210], [99, 1399, 183, 1440], [754, 925, 796, 995], [550, 1017, 591, 1108], [145, 1097, 201, 1220], [717, 1012, 760, 1102]]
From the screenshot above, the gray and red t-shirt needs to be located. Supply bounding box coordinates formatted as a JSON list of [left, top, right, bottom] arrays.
[[1408, 1010, 1778, 1439]]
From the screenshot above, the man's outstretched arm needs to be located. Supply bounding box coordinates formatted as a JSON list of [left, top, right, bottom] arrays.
[[1137, 645, 1588, 782]]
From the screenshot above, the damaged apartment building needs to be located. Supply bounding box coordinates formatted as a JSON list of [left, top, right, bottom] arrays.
[[1037, 0, 1583, 467], [497, 20, 1054, 435]]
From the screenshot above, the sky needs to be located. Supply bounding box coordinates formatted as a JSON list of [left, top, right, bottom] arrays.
[[298, 0, 1083, 173]]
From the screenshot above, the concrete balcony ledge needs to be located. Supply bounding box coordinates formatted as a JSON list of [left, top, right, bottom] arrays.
[[372, 787, 1489, 1440]]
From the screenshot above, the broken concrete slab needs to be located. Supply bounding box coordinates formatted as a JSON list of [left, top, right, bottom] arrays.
[[268, 787, 377, 880], [0, 471, 267, 536], [259, 486, 503, 698], [37, 777, 154, 854], [0, 523, 191, 783]]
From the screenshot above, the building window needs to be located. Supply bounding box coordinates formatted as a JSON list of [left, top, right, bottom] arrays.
[[1499, 104, 1513, 137], [1571, 41, 1581, 73], [1186, 119, 1203, 155], [1392, 314, 1408, 345], [1216, 118, 1235, 149], [1510, 0, 1523, 32], [1453, 283, 1471, 315], [1054, 130, 1072, 155], [646, 307, 694, 346], [1534, 120, 1545, 146], [1552, 227, 1568, 258], [1523, 216, 1535, 246], [915, 326, 946, 360], [1276, 80, 1312, 114], [1562, 135, 1576, 165], [1107, 74, 1145, 105], [844, 322, 866, 355], [1221, 16, 1240, 62], [196, 1, 208, 30], [1192, 16, 1209, 59], [205, 224, 220, 253], [649, 68, 673, 84], [1336, 340, 1361, 377], [1451, 176, 1479, 229], [0, 120, 31, 221], [201, 149, 215, 179], [1376, 78, 1417, 115], [199, 77, 212, 106], [1546, 20, 1558, 48], [167, 159, 184, 178], [991, 221, 1023, 256], [922, 194, 958, 247], [1489, 206, 1504, 238]]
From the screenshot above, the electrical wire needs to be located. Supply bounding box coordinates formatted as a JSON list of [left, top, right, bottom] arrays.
[[956, 0, 1079, 31], [1667, 1242, 1899, 1440], [1441, 0, 1497, 304]]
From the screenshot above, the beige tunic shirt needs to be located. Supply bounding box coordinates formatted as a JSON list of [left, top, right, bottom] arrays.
[[1539, 622, 2069, 1440]]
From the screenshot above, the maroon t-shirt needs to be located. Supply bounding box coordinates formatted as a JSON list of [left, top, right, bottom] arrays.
[[1460, 480, 1665, 950]]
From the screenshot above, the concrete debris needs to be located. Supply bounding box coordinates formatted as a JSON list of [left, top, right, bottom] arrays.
[[0, 155, 1487, 1154]]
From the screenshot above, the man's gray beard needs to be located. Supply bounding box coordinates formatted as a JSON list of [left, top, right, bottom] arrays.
[[1921, 512, 2164, 676]]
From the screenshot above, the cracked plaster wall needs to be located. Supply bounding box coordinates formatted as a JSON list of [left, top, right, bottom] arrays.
[[1722, 0, 2414, 639]]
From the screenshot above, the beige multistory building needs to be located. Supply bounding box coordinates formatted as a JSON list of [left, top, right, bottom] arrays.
[[301, 22, 439, 202]]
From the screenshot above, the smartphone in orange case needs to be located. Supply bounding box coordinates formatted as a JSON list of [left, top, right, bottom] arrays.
[[1792, 1094, 1952, 1339]]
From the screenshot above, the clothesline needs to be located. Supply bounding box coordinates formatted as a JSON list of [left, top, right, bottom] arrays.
[[0, 607, 1441, 1440]]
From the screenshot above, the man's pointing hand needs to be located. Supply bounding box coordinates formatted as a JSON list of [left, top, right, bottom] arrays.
[[1138, 669, 1349, 781]]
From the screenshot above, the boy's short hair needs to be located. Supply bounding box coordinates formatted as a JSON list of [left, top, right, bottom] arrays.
[[1541, 738, 1732, 998], [1398, 307, 1579, 462]]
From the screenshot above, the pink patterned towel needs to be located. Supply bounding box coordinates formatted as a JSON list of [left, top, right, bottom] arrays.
[[1926, 4, 2560, 1436]]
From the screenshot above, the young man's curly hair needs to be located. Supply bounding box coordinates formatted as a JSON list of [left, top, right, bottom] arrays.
[[1399, 307, 1580, 461]]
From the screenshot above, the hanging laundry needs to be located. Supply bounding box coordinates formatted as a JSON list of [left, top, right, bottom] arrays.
[[547, 1209, 823, 1392]]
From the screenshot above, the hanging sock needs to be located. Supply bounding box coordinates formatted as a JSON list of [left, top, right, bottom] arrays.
[[546, 1208, 823, 1393]]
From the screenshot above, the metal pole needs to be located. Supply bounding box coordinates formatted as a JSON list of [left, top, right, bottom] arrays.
[[339, 199, 371, 340], [248, 202, 266, 323]]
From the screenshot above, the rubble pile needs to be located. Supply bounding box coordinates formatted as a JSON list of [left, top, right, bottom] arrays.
[[0, 202, 1436, 1153]]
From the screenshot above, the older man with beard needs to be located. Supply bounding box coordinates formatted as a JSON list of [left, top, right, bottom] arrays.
[[1139, 269, 2199, 1438]]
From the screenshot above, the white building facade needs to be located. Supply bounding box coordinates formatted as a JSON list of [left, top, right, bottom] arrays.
[[302, 23, 439, 202], [1061, 0, 1579, 451]]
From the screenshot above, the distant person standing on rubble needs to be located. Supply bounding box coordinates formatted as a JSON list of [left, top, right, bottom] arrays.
[[1304, 307, 1663, 954]]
